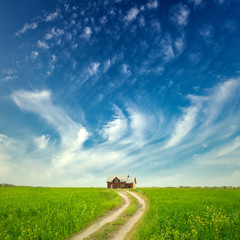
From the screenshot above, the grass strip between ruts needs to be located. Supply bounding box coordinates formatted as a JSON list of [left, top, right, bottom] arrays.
[[85, 190, 138, 240]]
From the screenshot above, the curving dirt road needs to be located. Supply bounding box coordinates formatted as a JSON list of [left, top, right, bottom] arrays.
[[70, 191, 130, 240], [111, 190, 146, 240], [69, 190, 146, 240]]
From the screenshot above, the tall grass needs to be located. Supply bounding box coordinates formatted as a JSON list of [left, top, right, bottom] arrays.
[[0, 187, 121, 240], [133, 188, 240, 240]]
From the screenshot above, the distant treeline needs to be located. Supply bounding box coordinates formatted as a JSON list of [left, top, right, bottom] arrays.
[[148, 186, 240, 189], [178, 186, 240, 189], [0, 183, 15, 187], [1, 184, 239, 189]]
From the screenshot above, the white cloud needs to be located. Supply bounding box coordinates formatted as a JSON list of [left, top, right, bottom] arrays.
[[37, 40, 49, 49], [192, 0, 202, 6], [199, 25, 213, 39], [65, 33, 72, 41], [3, 79, 240, 187], [147, 0, 158, 9], [128, 108, 148, 140], [15, 22, 38, 37], [174, 36, 185, 53], [11, 89, 88, 153], [171, 4, 190, 26], [52, 54, 57, 62], [139, 16, 146, 27], [0, 134, 22, 152], [122, 64, 131, 75], [47, 54, 57, 76], [205, 79, 240, 125], [165, 106, 198, 148], [31, 51, 39, 60], [34, 135, 49, 150], [86, 62, 100, 77], [216, 136, 240, 157], [100, 16, 107, 25], [51, 27, 64, 36], [0, 69, 17, 82], [101, 106, 128, 143], [125, 8, 139, 22], [45, 8, 60, 22], [91, 62, 100, 74], [45, 33, 53, 40], [103, 59, 111, 72], [80, 27, 92, 39], [160, 36, 175, 62]]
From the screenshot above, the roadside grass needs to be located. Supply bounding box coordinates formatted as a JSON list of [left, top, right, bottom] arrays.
[[133, 188, 240, 240], [86, 190, 138, 240], [0, 187, 122, 240]]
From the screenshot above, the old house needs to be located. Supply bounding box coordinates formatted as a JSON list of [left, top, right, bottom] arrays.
[[107, 175, 136, 189]]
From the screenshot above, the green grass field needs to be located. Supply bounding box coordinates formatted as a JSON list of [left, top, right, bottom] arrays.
[[0, 187, 122, 240], [133, 188, 240, 240], [1, 187, 240, 240]]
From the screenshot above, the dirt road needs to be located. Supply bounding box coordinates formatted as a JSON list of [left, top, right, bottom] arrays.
[[70, 191, 130, 240], [111, 190, 146, 240], [70, 190, 146, 240]]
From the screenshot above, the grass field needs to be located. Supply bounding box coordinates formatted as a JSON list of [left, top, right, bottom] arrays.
[[133, 188, 240, 240], [0, 187, 122, 240]]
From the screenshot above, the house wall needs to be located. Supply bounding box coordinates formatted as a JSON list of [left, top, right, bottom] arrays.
[[107, 181, 136, 189], [107, 182, 127, 189]]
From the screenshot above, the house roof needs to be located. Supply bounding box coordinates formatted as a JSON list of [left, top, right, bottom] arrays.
[[107, 175, 136, 184], [126, 177, 135, 184]]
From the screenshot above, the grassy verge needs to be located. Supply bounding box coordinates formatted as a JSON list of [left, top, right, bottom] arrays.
[[0, 187, 122, 240], [133, 188, 240, 240], [86, 190, 138, 240]]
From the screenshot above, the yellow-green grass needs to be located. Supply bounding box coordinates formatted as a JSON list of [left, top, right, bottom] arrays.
[[0, 187, 122, 240], [87, 191, 138, 240], [133, 188, 240, 240]]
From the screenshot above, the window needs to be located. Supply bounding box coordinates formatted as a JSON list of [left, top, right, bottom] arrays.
[[114, 179, 119, 183], [120, 184, 124, 188]]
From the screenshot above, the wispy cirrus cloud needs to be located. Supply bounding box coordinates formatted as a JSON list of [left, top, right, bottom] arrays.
[[30, 51, 39, 60], [34, 134, 49, 150], [14, 6, 62, 38], [147, 0, 158, 9], [164, 106, 198, 149], [80, 27, 92, 39], [37, 40, 49, 49], [170, 3, 190, 27], [45, 8, 61, 22], [11, 89, 88, 152], [0, 69, 17, 82], [160, 35, 175, 62], [216, 136, 240, 157], [15, 22, 38, 37], [101, 106, 128, 143], [125, 8, 139, 22], [2, 78, 240, 186], [199, 25, 213, 40]]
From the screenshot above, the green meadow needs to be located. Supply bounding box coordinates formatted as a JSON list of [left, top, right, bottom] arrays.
[[0, 187, 122, 240], [1, 187, 240, 240], [133, 188, 240, 240]]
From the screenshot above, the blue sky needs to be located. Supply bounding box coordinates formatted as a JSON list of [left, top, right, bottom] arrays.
[[0, 0, 240, 187]]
